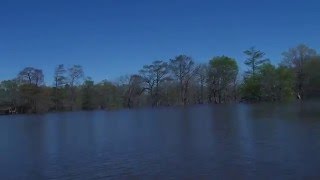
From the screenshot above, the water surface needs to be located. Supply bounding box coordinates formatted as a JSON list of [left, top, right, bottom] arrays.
[[0, 103, 320, 179]]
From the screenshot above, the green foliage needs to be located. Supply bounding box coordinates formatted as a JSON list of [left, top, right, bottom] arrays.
[[1, 43, 319, 114], [208, 56, 238, 103], [275, 66, 295, 101], [240, 75, 261, 102], [281, 44, 318, 98], [244, 47, 269, 76], [304, 56, 320, 98], [0, 80, 19, 105], [81, 77, 95, 110], [241, 64, 295, 102]]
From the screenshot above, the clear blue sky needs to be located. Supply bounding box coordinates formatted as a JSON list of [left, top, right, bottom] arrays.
[[1, 0, 319, 84]]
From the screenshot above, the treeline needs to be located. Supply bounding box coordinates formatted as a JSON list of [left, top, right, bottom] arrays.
[[1, 44, 320, 113]]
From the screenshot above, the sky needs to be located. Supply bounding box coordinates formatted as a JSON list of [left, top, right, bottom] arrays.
[[1, 0, 319, 84]]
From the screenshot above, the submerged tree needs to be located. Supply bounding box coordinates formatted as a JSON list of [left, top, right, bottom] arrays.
[[0, 80, 19, 106], [16, 67, 46, 113], [53, 64, 67, 110], [122, 74, 144, 108], [67, 65, 84, 110], [303, 56, 320, 98], [282, 44, 317, 99], [241, 48, 269, 102], [207, 56, 238, 103], [194, 64, 208, 104], [139, 60, 169, 106], [95, 80, 122, 109], [81, 77, 95, 110], [169, 55, 198, 105], [241, 62, 295, 102]]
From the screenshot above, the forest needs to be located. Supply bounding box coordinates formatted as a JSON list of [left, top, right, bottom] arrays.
[[1, 44, 320, 114]]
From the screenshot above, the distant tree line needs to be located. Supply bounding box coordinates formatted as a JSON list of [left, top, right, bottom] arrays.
[[1, 44, 320, 113]]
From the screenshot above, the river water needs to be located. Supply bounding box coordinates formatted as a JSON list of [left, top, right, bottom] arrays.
[[0, 103, 320, 179]]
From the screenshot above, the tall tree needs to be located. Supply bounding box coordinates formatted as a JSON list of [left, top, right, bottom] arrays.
[[258, 63, 277, 101], [54, 64, 67, 88], [123, 75, 144, 108], [17, 67, 44, 86], [139, 60, 169, 106], [207, 56, 238, 103], [195, 64, 208, 104], [53, 64, 67, 110], [244, 47, 269, 76], [275, 66, 295, 101], [81, 77, 95, 110], [16, 67, 45, 113], [169, 55, 197, 105], [68, 65, 84, 87], [67, 65, 84, 110], [282, 44, 317, 99], [303, 56, 320, 98], [95, 80, 122, 109]]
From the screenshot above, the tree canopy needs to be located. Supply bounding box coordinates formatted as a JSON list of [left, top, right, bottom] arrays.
[[1, 43, 319, 114]]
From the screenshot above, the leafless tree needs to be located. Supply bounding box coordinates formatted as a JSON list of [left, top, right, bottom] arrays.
[[17, 67, 44, 86], [169, 55, 198, 105], [139, 60, 170, 106]]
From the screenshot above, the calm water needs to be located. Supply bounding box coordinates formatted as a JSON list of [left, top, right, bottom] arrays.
[[1, 103, 320, 179]]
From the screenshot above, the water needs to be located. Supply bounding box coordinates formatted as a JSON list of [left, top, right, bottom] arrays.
[[0, 103, 320, 179]]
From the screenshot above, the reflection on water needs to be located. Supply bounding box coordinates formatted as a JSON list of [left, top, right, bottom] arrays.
[[0, 102, 320, 179]]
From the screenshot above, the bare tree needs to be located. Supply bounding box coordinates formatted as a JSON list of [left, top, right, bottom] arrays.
[[17, 67, 44, 86], [54, 64, 67, 88], [67, 65, 84, 110], [121, 74, 144, 108], [16, 67, 45, 113], [169, 55, 198, 105], [68, 65, 84, 87], [139, 60, 169, 106], [195, 64, 208, 104]]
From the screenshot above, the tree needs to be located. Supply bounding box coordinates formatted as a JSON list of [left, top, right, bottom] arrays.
[[169, 55, 197, 105], [282, 44, 317, 99], [53, 64, 67, 110], [114, 75, 144, 108], [81, 77, 95, 110], [303, 56, 320, 98], [17, 67, 44, 86], [240, 75, 261, 102], [123, 74, 144, 108], [207, 56, 238, 103], [67, 65, 84, 110], [16, 67, 46, 113], [94, 80, 122, 109], [258, 63, 277, 101], [68, 65, 84, 87], [0, 80, 19, 106], [139, 60, 169, 106], [54, 64, 67, 88], [241, 63, 295, 102], [244, 47, 269, 76], [275, 66, 295, 101], [194, 64, 208, 104]]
